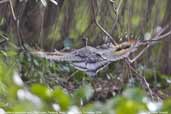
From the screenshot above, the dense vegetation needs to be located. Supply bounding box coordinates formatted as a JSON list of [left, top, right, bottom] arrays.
[[0, 0, 171, 114]]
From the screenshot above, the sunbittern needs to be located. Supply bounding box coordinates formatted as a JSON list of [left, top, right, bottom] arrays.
[[32, 39, 138, 76]]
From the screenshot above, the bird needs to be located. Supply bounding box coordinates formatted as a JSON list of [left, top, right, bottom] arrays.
[[32, 38, 138, 76]]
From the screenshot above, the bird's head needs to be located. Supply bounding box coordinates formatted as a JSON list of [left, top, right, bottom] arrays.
[[115, 39, 137, 51]]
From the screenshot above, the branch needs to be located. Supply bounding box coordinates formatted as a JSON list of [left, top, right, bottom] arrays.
[[95, 20, 118, 45], [128, 45, 150, 63], [147, 25, 171, 43], [143, 30, 171, 43], [111, 0, 123, 33], [9, 0, 16, 20], [0, 0, 16, 20], [91, 0, 118, 45], [128, 26, 171, 63], [0, 34, 8, 45], [125, 60, 154, 100]]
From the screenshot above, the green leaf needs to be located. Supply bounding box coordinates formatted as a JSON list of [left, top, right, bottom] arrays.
[[31, 84, 52, 101], [73, 84, 94, 105], [115, 99, 147, 114], [52, 87, 71, 110], [123, 88, 146, 102], [162, 98, 171, 113]]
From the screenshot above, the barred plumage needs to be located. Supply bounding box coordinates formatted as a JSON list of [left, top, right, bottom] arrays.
[[32, 41, 137, 76]]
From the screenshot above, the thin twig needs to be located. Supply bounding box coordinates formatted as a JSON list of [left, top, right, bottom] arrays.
[[95, 20, 118, 45], [9, 0, 16, 20], [0, 0, 15, 21], [128, 45, 150, 63], [0, 33, 9, 41], [147, 27, 171, 42], [124, 26, 171, 100], [143, 30, 171, 43], [0, 33, 9, 45], [126, 60, 154, 100], [111, 0, 123, 33], [127, 27, 171, 63], [16, 19, 28, 51], [66, 70, 79, 81], [91, 0, 118, 45]]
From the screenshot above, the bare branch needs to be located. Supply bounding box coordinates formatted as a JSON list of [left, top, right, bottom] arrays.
[[111, 0, 123, 33], [1, 0, 17, 20], [0, 35, 8, 45], [128, 45, 150, 63], [144, 30, 171, 43], [125, 60, 154, 100], [9, 0, 16, 20], [143, 25, 170, 42], [127, 25, 171, 63], [95, 20, 118, 45], [90, 0, 118, 45]]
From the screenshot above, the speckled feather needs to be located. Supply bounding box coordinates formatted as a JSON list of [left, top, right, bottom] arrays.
[[32, 42, 138, 76]]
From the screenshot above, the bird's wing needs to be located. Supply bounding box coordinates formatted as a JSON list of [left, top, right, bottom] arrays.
[[71, 60, 110, 76], [31, 47, 101, 62], [31, 50, 83, 61], [69, 46, 107, 62], [86, 60, 111, 74]]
